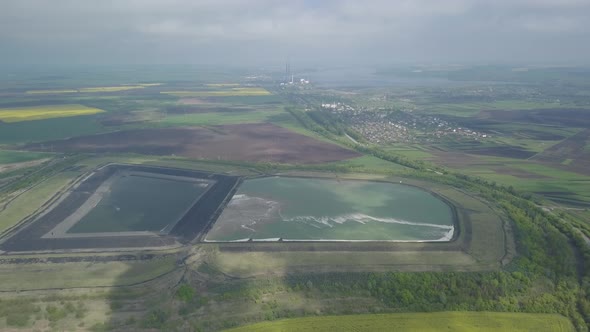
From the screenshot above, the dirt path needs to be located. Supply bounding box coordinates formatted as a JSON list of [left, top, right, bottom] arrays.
[[0, 158, 50, 173]]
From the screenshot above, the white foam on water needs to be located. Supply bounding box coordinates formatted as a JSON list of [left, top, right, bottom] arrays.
[[221, 194, 455, 242], [285, 213, 453, 230], [438, 227, 454, 241], [283, 213, 454, 241], [241, 224, 257, 232], [256, 237, 281, 242]]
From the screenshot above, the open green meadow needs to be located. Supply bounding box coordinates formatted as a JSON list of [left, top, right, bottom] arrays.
[[161, 109, 286, 126], [161, 87, 271, 97], [0, 172, 75, 234], [25, 84, 158, 94], [419, 100, 565, 117], [224, 312, 574, 332], [386, 138, 590, 208], [0, 150, 52, 165], [0, 257, 177, 290], [0, 115, 106, 144]]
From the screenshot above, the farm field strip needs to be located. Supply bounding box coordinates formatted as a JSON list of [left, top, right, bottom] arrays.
[[413, 140, 590, 207], [0, 257, 177, 291], [0, 150, 53, 165], [0, 172, 76, 234], [161, 87, 271, 97], [0, 104, 104, 123], [25, 84, 161, 94], [223, 312, 574, 332], [421, 100, 567, 116], [211, 251, 479, 277], [23, 123, 361, 164], [161, 109, 283, 126]]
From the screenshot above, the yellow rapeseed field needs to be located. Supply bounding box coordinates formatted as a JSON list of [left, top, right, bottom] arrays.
[[25, 84, 160, 94], [224, 312, 574, 332], [0, 104, 105, 123], [161, 87, 271, 97]]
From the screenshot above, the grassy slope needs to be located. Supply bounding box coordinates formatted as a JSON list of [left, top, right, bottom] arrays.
[[387, 140, 590, 207], [211, 251, 478, 277], [224, 312, 574, 332], [0, 150, 53, 164], [0, 257, 177, 290], [0, 172, 74, 234]]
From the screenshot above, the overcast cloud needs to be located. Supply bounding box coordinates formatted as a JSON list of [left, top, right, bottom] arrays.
[[1, 0, 590, 66]]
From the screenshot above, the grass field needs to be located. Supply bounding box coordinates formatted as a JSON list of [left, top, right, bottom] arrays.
[[0, 104, 104, 123], [0, 257, 177, 290], [445, 155, 590, 206], [0, 114, 106, 144], [0, 150, 52, 165], [25, 84, 158, 94], [421, 100, 565, 117], [223, 312, 574, 332], [210, 251, 478, 277], [206, 83, 240, 87], [161, 87, 271, 97], [390, 140, 590, 207], [325, 155, 408, 172], [161, 109, 285, 126], [0, 171, 76, 234]]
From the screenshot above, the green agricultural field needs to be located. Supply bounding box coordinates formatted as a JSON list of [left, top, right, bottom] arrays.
[[25, 84, 159, 94], [205, 94, 285, 105], [0, 257, 177, 290], [224, 312, 574, 332], [0, 114, 106, 144], [387, 144, 436, 159], [161, 109, 285, 126], [210, 250, 478, 277], [0, 150, 52, 165], [324, 155, 408, 172], [389, 139, 590, 208], [0, 172, 75, 234], [161, 87, 270, 97], [452, 157, 590, 206], [420, 100, 566, 117], [0, 104, 104, 123]]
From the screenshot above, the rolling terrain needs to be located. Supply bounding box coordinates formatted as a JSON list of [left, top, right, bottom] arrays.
[[0, 66, 587, 331]]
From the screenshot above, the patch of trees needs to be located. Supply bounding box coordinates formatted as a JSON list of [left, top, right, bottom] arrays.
[[306, 110, 346, 135], [284, 106, 366, 145]]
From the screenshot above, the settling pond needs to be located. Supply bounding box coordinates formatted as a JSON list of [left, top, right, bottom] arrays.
[[205, 177, 456, 242]]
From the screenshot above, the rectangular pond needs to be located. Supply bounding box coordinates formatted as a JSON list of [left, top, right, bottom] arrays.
[[67, 171, 213, 234]]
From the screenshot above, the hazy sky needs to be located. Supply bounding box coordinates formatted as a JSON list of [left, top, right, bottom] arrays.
[[2, 0, 590, 66]]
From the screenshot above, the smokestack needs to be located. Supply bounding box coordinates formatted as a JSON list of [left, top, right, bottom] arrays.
[[285, 57, 291, 82]]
